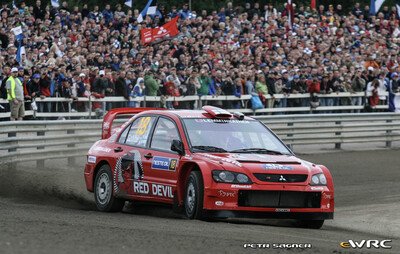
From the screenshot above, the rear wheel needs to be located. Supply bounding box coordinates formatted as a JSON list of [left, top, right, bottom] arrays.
[[184, 171, 204, 219], [94, 164, 125, 212], [297, 219, 325, 229]]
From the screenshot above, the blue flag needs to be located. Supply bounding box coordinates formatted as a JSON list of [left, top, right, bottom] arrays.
[[137, 0, 154, 23], [370, 0, 376, 15]]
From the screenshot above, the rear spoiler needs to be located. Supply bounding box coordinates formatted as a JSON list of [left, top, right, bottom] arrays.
[[102, 107, 163, 139]]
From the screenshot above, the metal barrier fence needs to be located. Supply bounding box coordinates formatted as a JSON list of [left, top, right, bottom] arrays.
[[0, 92, 395, 119], [1, 113, 400, 167]]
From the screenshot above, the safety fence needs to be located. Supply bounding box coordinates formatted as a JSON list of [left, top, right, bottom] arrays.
[[1, 113, 400, 168], [0, 92, 396, 119]]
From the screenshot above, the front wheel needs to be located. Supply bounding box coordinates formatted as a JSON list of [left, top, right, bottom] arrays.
[[297, 219, 325, 229], [184, 171, 204, 219], [94, 164, 125, 212]]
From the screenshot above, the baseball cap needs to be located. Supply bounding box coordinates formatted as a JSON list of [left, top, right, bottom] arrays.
[[11, 67, 18, 72], [293, 75, 300, 79], [79, 73, 86, 77], [391, 72, 398, 78], [33, 73, 41, 79], [99, 70, 105, 76], [367, 66, 374, 71]]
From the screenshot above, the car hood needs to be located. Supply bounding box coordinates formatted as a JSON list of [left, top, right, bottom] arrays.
[[194, 152, 322, 182]]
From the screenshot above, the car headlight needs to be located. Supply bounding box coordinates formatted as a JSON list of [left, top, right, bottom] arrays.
[[212, 170, 252, 184], [310, 173, 327, 186]]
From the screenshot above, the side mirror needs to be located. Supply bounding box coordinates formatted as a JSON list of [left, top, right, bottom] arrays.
[[286, 143, 294, 154], [171, 139, 185, 155]]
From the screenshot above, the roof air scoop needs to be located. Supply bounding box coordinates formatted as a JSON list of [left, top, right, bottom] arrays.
[[202, 106, 232, 118]]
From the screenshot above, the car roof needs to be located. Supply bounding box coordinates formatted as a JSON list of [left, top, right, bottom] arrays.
[[140, 109, 255, 121]]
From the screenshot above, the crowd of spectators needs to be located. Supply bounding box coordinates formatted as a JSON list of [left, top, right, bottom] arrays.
[[1, 1, 400, 119]]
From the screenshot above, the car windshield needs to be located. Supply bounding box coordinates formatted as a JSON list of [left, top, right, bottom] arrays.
[[183, 118, 291, 154]]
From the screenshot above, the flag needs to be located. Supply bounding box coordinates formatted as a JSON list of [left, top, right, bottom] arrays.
[[12, 0, 16, 9], [11, 26, 22, 36], [286, 0, 294, 29], [370, 0, 376, 15], [125, 0, 132, 8], [16, 45, 25, 64], [397, 2, 400, 18], [375, 0, 386, 14], [137, 0, 154, 23], [140, 16, 179, 44], [147, 6, 157, 15], [51, 0, 60, 8], [311, 0, 316, 10]]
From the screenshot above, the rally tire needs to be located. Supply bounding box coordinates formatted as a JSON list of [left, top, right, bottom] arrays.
[[297, 219, 325, 229], [184, 171, 204, 219], [94, 164, 125, 212]]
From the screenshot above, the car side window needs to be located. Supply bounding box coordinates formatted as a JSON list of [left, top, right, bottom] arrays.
[[118, 124, 131, 143], [125, 116, 155, 147], [150, 118, 180, 152]]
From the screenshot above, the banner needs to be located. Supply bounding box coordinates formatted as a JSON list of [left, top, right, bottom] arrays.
[[141, 17, 179, 44]]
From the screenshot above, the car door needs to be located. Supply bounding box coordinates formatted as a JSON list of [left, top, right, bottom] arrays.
[[141, 116, 182, 201], [113, 116, 157, 198]]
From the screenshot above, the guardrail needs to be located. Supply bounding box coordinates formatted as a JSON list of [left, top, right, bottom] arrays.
[[1, 92, 395, 119], [1, 113, 400, 168]]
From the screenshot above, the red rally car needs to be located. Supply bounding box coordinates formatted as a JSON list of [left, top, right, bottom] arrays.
[[84, 106, 334, 229]]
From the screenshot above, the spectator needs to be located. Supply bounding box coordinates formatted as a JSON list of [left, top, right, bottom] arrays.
[[351, 69, 366, 112], [129, 78, 144, 108], [114, 71, 129, 108], [6, 67, 25, 120], [144, 71, 160, 107], [1, 1, 400, 117]]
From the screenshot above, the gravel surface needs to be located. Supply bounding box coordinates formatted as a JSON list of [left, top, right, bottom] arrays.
[[0, 150, 399, 254]]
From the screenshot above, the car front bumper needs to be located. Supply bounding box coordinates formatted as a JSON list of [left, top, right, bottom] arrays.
[[203, 183, 334, 219]]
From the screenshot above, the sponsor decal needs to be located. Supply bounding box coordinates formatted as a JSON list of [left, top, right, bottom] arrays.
[[199, 154, 242, 167], [217, 190, 235, 198], [275, 208, 290, 212], [92, 146, 112, 153], [215, 201, 224, 206], [151, 156, 178, 171], [243, 243, 312, 249], [180, 115, 199, 118], [310, 186, 324, 191], [103, 122, 110, 130], [183, 155, 193, 160], [113, 150, 144, 194], [136, 116, 151, 135], [194, 119, 250, 124], [340, 240, 392, 249], [231, 184, 252, 189], [133, 181, 174, 198], [263, 164, 293, 170], [87, 156, 96, 164], [322, 193, 332, 199]]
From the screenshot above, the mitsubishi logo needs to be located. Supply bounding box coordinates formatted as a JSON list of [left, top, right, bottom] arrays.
[[157, 27, 168, 35], [279, 175, 287, 182]]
